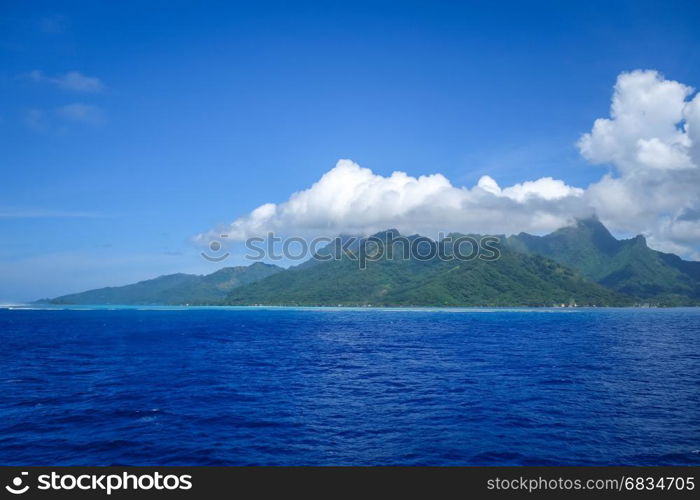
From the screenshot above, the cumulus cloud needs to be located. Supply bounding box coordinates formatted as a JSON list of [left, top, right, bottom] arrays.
[[199, 69, 700, 258], [199, 160, 590, 243], [580, 70, 700, 256], [578, 71, 694, 171], [27, 70, 104, 92]]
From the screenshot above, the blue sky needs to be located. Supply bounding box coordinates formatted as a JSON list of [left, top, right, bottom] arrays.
[[2, 0, 700, 301]]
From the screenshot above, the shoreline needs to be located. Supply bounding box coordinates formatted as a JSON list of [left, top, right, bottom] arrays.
[[3, 304, 699, 312]]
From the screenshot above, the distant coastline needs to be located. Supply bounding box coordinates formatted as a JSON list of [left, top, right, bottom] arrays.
[[14, 304, 700, 311], [40, 219, 700, 309]]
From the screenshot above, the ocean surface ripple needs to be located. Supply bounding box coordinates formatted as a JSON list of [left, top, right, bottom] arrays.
[[0, 307, 698, 465]]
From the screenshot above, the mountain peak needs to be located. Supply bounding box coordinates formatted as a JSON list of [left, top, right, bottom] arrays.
[[630, 234, 647, 247], [248, 262, 280, 269], [572, 216, 606, 231], [369, 228, 402, 239], [548, 217, 619, 253]]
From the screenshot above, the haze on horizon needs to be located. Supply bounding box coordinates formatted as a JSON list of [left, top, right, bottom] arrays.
[[1, 1, 700, 302]]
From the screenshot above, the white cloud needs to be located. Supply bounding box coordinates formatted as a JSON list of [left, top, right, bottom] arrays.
[[580, 70, 700, 256], [199, 69, 700, 259], [198, 160, 590, 243], [56, 103, 104, 124], [578, 70, 694, 172], [22, 108, 49, 132], [22, 103, 105, 131], [493, 176, 584, 202], [27, 70, 104, 92]]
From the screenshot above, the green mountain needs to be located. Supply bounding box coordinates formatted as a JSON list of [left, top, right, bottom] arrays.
[[224, 235, 631, 307], [507, 218, 700, 305], [45, 220, 700, 307], [47, 262, 282, 305]]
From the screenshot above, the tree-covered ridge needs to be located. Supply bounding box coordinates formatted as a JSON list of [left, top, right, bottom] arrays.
[[46, 220, 700, 307], [225, 236, 631, 307], [507, 218, 700, 305], [48, 262, 282, 305]]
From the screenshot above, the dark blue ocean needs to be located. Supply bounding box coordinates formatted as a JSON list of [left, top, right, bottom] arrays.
[[0, 307, 698, 466]]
